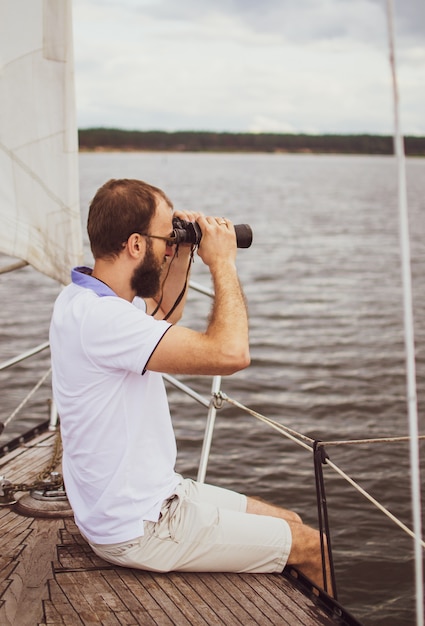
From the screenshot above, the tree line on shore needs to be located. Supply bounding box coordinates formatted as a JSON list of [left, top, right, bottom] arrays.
[[78, 128, 425, 155]]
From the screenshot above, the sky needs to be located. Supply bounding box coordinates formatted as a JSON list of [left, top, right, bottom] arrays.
[[72, 0, 425, 135]]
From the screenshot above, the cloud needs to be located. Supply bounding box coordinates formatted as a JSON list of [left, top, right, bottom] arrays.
[[72, 0, 425, 134], [135, 0, 425, 45]]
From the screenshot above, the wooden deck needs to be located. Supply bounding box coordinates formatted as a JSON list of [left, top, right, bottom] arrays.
[[0, 429, 361, 626]]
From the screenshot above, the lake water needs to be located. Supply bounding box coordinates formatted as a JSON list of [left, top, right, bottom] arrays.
[[1, 152, 424, 626]]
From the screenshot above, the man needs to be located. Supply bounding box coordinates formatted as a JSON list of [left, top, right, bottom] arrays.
[[50, 178, 327, 588]]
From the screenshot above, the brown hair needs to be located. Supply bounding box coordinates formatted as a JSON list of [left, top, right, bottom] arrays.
[[87, 179, 172, 259]]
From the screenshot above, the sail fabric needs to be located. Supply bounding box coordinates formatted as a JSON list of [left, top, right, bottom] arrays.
[[0, 0, 83, 285]]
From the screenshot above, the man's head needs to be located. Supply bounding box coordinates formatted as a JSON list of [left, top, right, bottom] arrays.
[[87, 178, 173, 259]]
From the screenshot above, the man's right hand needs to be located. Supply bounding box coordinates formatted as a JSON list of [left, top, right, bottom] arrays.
[[196, 215, 237, 270]]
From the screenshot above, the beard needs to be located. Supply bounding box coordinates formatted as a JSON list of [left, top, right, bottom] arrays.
[[130, 241, 163, 298]]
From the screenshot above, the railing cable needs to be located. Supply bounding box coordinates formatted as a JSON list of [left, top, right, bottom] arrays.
[[221, 393, 425, 550], [326, 457, 425, 550], [222, 393, 314, 452]]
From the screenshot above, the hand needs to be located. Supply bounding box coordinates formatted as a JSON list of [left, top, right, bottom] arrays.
[[196, 215, 237, 269], [173, 210, 202, 227]]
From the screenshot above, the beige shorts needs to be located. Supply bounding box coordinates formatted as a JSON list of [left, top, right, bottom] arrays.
[[88, 478, 292, 574]]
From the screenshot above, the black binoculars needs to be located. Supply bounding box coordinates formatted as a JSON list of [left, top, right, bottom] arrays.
[[172, 217, 252, 248]]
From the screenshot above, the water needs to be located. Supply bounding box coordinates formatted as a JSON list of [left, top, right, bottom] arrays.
[[1, 152, 424, 625]]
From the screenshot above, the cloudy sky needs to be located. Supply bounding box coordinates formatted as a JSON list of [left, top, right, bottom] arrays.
[[72, 0, 425, 135]]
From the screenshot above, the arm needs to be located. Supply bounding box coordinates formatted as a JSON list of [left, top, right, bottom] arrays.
[[146, 215, 250, 376]]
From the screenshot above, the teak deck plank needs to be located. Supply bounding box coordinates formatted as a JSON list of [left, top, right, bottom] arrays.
[[55, 570, 125, 625], [101, 569, 160, 625], [112, 569, 174, 626], [147, 572, 213, 625], [164, 572, 225, 626], [0, 430, 358, 626], [185, 573, 257, 624], [43, 579, 84, 625], [220, 573, 289, 625]]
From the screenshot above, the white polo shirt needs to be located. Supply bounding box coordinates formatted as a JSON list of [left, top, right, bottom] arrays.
[[49, 267, 180, 544]]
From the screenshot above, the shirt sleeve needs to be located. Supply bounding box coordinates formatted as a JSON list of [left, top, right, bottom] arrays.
[[80, 296, 171, 374]]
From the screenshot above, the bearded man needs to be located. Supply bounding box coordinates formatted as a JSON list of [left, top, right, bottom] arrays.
[[50, 178, 327, 588]]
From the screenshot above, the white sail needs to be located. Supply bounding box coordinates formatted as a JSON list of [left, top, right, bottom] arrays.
[[0, 0, 83, 285]]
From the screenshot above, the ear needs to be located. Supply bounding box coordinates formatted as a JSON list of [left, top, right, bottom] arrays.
[[126, 233, 146, 259]]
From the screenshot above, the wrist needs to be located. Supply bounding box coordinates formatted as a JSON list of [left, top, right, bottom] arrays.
[[209, 258, 237, 277]]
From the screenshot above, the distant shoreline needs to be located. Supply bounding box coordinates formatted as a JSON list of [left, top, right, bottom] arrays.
[[78, 128, 425, 156]]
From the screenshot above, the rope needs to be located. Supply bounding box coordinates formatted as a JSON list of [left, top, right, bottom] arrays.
[[1, 367, 52, 430], [318, 435, 425, 447], [327, 457, 425, 550], [223, 394, 425, 455], [219, 392, 425, 550], [222, 394, 314, 452], [386, 1, 424, 623]]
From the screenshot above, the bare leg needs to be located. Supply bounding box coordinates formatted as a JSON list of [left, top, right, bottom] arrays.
[[246, 496, 332, 595], [246, 496, 303, 524]]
